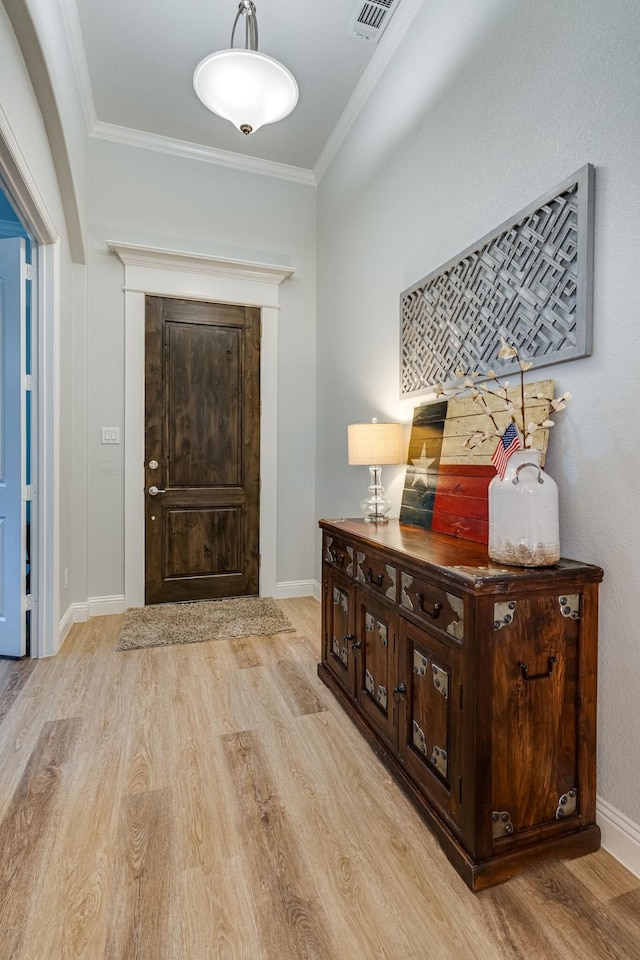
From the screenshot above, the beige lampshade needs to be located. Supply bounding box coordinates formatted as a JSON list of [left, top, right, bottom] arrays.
[[348, 421, 403, 465]]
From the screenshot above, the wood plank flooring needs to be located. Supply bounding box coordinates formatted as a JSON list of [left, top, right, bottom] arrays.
[[0, 597, 638, 959]]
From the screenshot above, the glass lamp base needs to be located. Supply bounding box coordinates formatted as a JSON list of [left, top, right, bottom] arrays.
[[360, 465, 392, 523]]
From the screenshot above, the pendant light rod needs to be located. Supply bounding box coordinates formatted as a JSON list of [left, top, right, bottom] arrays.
[[231, 0, 258, 51]]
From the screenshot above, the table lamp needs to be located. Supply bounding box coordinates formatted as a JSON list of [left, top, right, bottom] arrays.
[[348, 419, 404, 523]]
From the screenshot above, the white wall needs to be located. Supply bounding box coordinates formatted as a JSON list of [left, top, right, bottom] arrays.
[[86, 138, 317, 600], [316, 0, 640, 832]]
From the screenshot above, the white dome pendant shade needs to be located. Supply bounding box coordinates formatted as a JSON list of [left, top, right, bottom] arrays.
[[193, 1, 298, 136], [194, 50, 298, 136]]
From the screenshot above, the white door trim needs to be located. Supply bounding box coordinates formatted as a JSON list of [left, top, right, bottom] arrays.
[[107, 241, 294, 608], [0, 102, 60, 658], [36, 241, 61, 656]]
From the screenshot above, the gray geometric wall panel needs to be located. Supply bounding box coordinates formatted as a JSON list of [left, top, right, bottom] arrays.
[[400, 165, 594, 398]]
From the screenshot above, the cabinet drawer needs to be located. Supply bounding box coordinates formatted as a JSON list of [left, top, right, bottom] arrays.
[[400, 571, 464, 642], [324, 534, 354, 576], [355, 549, 397, 602]]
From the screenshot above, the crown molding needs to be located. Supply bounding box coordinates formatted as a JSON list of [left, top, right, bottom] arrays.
[[313, 0, 427, 183], [106, 241, 295, 285], [92, 121, 316, 185]]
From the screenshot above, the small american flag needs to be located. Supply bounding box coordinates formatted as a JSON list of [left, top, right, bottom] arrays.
[[491, 422, 522, 480]]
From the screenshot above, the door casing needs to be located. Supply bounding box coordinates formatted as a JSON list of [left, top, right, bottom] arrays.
[[110, 243, 294, 609]]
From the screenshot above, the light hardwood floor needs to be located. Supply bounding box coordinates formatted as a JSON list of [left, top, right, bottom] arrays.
[[0, 597, 638, 959]]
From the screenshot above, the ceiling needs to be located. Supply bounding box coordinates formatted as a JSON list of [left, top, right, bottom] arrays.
[[70, 0, 420, 178]]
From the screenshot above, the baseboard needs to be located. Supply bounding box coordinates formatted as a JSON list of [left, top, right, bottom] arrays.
[[597, 795, 640, 879], [87, 595, 126, 617], [57, 600, 89, 651], [58, 595, 126, 644], [58, 603, 76, 647], [312, 579, 322, 602], [275, 580, 317, 599]]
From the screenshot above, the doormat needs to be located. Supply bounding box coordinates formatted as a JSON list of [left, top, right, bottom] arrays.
[[115, 597, 294, 651]]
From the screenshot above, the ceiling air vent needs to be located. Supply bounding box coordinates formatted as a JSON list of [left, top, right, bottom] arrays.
[[348, 0, 400, 42]]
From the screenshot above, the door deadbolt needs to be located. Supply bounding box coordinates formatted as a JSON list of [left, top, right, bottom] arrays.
[[148, 459, 159, 470]]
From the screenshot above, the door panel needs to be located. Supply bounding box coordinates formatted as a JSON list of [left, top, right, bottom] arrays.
[[397, 618, 462, 826], [145, 297, 260, 604], [168, 322, 241, 487], [0, 239, 27, 656], [491, 595, 580, 835], [324, 567, 356, 697], [355, 588, 397, 747], [166, 507, 241, 577]]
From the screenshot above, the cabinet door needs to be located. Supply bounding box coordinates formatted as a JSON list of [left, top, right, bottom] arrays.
[[397, 618, 462, 827], [489, 593, 582, 843], [324, 567, 356, 697], [354, 589, 397, 747]]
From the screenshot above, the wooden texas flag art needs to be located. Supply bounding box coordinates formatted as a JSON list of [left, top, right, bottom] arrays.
[[399, 380, 554, 545]]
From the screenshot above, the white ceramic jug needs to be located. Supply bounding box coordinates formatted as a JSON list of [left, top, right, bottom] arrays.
[[488, 450, 560, 566]]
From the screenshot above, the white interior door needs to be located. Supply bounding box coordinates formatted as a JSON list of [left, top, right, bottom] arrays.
[[0, 237, 27, 656]]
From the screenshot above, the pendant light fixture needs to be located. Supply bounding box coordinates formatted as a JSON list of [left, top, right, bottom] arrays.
[[193, 0, 299, 136]]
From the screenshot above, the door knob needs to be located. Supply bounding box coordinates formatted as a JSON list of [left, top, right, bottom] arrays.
[[148, 485, 166, 496]]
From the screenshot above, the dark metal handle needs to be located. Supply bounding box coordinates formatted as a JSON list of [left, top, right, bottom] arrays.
[[366, 568, 384, 587], [393, 682, 407, 700], [345, 634, 360, 650], [518, 656, 558, 681], [329, 549, 344, 567], [416, 594, 442, 620]]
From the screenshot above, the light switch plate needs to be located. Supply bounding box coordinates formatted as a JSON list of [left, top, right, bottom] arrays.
[[101, 426, 120, 444]]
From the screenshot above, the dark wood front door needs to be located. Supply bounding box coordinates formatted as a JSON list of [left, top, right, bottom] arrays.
[[144, 296, 260, 604]]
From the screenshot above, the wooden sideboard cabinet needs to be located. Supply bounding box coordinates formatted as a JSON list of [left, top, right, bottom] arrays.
[[318, 518, 604, 891]]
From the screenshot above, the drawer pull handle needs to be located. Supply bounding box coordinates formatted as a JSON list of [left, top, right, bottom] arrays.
[[366, 568, 384, 587], [393, 682, 407, 700], [330, 549, 344, 567], [518, 656, 558, 681], [416, 594, 442, 620]]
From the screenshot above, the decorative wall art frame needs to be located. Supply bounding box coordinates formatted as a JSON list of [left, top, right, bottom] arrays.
[[400, 164, 595, 398]]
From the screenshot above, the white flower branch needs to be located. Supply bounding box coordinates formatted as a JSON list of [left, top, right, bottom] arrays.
[[435, 338, 571, 451]]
